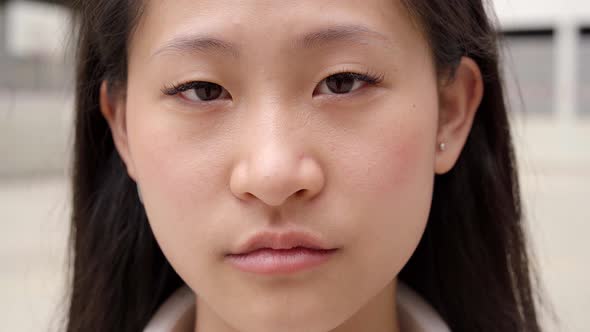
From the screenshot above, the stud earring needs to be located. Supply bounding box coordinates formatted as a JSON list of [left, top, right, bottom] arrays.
[[137, 184, 143, 204], [439, 142, 446, 151]]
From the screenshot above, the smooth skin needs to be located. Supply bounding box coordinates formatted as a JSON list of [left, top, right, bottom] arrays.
[[100, 0, 483, 331]]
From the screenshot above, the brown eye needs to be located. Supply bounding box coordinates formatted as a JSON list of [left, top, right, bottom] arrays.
[[164, 81, 230, 103], [314, 71, 382, 96], [162, 80, 232, 105], [325, 73, 356, 94], [188, 82, 224, 101]]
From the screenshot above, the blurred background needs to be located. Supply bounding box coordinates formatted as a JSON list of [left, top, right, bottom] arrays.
[[0, 0, 588, 331]]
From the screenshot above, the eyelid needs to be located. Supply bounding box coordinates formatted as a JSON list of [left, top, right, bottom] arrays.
[[312, 69, 385, 98], [161, 81, 226, 96], [161, 81, 232, 107], [313, 69, 385, 88]]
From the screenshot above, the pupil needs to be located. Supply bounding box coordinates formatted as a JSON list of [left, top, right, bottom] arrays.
[[195, 83, 222, 101], [326, 74, 354, 94]]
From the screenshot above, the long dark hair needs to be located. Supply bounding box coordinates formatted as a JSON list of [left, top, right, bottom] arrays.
[[65, 0, 546, 331]]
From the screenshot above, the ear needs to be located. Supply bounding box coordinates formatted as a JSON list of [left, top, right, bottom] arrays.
[[434, 57, 484, 175], [99, 80, 137, 181]]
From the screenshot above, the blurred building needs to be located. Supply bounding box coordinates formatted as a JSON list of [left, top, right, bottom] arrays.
[[0, 0, 71, 89], [491, 0, 590, 181], [0, 0, 73, 177], [494, 0, 590, 118]]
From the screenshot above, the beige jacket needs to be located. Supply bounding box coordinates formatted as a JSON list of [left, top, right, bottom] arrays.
[[143, 282, 451, 332]]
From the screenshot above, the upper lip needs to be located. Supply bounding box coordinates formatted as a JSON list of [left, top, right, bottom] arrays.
[[227, 228, 335, 255]]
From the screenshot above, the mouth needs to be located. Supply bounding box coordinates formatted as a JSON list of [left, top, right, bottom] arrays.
[[224, 228, 339, 275], [226, 228, 336, 255], [225, 247, 339, 275]]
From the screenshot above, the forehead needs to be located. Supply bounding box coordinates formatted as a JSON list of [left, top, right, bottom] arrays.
[[130, 0, 421, 59]]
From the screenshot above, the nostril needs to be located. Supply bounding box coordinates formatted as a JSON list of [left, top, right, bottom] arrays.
[[295, 189, 307, 197]]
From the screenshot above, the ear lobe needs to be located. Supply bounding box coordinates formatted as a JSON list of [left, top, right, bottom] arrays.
[[434, 56, 484, 175], [99, 80, 137, 180]]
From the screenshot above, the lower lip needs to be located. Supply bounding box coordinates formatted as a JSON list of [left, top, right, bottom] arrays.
[[225, 247, 338, 275]]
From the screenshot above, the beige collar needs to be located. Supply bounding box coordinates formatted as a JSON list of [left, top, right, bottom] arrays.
[[143, 282, 450, 332]]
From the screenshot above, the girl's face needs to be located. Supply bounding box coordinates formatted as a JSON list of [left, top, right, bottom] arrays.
[[102, 0, 481, 331]]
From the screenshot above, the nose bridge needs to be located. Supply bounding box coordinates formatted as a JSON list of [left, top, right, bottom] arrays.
[[230, 97, 324, 207], [251, 96, 309, 149], [250, 104, 300, 176]]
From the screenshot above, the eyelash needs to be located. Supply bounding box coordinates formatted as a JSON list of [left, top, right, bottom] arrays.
[[313, 70, 385, 92], [161, 81, 217, 96], [160, 70, 385, 98]]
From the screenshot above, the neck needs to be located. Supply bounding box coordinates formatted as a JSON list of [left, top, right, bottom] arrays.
[[193, 279, 400, 332]]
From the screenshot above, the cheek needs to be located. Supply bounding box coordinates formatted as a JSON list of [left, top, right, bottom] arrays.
[[371, 120, 435, 248], [340, 99, 438, 281], [124, 98, 233, 276], [133, 127, 219, 218], [125, 84, 234, 216], [345, 100, 437, 206], [376, 118, 435, 199]]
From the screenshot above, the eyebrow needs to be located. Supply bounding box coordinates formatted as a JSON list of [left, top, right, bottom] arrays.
[[299, 24, 390, 49], [150, 24, 392, 59]]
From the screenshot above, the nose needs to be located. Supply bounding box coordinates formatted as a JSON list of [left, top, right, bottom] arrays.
[[229, 112, 325, 207]]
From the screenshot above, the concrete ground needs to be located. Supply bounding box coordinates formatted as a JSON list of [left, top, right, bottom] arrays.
[[0, 116, 589, 332]]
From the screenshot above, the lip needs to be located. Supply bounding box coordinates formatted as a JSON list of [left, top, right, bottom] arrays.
[[226, 229, 336, 255], [225, 247, 338, 275]]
